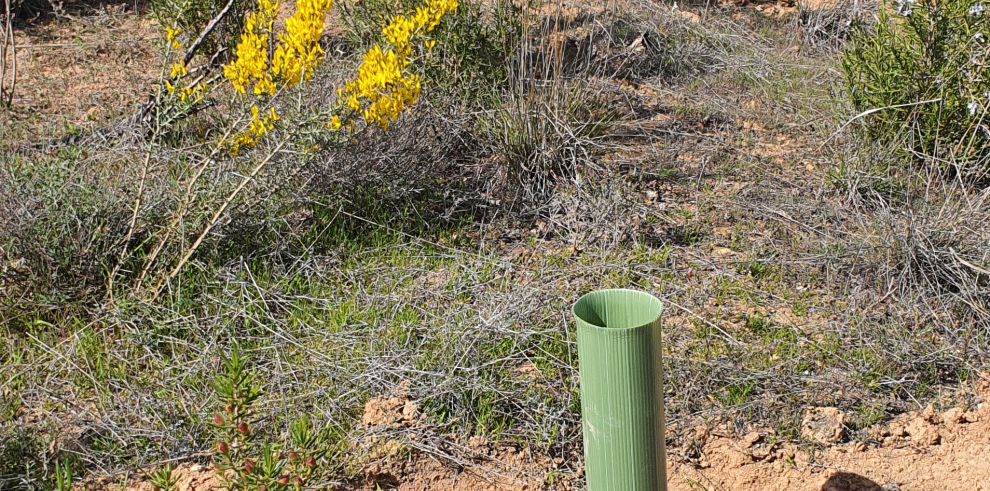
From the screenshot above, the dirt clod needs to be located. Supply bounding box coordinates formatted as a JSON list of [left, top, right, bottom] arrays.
[[362, 385, 419, 428], [800, 407, 846, 445]]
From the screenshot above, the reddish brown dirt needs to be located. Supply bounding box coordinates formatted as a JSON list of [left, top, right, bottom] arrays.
[[667, 403, 989, 491], [3, 4, 160, 129], [85, 376, 990, 491]]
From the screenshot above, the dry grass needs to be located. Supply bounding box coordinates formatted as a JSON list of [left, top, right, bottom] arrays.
[[1, 0, 989, 489]]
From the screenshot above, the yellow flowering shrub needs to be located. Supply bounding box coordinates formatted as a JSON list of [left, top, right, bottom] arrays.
[[223, 0, 279, 96], [224, 0, 333, 96], [272, 0, 334, 87], [221, 0, 333, 149], [165, 27, 182, 50], [341, 0, 457, 131], [155, 0, 455, 152], [157, 26, 209, 116], [231, 105, 280, 154]]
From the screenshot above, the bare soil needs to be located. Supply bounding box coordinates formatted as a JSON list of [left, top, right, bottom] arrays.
[[83, 374, 990, 491], [665, 383, 990, 490], [2, 3, 159, 130]]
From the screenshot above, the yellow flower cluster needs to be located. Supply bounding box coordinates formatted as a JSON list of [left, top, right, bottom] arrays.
[[170, 62, 188, 78], [222, 0, 333, 151], [232, 106, 280, 154], [224, 0, 332, 96], [272, 0, 334, 87], [166, 27, 182, 50], [383, 0, 455, 56], [340, 0, 456, 131], [342, 46, 420, 131], [180, 83, 206, 103], [223, 0, 278, 95]]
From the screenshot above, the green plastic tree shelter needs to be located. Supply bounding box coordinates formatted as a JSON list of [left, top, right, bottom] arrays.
[[573, 289, 667, 491]]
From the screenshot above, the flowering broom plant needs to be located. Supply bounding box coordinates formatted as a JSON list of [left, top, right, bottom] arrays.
[[154, 0, 456, 152], [114, 0, 458, 297]]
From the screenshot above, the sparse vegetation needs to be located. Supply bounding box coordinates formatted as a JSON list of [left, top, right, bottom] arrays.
[[2, 0, 989, 489], [210, 348, 333, 491]]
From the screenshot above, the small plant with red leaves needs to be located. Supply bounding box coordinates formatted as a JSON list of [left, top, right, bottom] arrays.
[[210, 347, 327, 491]]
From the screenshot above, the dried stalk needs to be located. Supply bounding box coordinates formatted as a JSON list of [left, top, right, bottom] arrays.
[[1, 0, 16, 108], [133, 124, 237, 293], [182, 0, 237, 66], [149, 139, 288, 300]]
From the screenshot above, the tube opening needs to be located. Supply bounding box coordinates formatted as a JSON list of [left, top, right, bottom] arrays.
[[573, 289, 662, 330]]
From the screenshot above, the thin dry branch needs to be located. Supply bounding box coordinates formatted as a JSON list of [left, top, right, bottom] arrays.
[[151, 139, 288, 299], [0, 0, 16, 108], [182, 0, 237, 66]]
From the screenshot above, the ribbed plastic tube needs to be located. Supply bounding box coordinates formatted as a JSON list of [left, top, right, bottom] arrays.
[[573, 289, 666, 491]]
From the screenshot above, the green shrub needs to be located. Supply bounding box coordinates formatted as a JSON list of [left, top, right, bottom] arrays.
[[842, 0, 990, 174], [150, 0, 256, 60], [210, 348, 333, 491], [337, 0, 517, 104]]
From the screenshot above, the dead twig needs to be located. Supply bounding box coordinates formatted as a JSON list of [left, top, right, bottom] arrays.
[[0, 0, 16, 108], [182, 0, 237, 66], [151, 138, 288, 299]]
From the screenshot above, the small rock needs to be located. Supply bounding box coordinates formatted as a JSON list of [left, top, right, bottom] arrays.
[[905, 416, 940, 446], [693, 425, 709, 440], [742, 432, 762, 448], [782, 444, 797, 460], [889, 422, 906, 437], [943, 407, 965, 424], [868, 424, 890, 440], [963, 411, 980, 423], [801, 407, 846, 445], [750, 444, 775, 461]]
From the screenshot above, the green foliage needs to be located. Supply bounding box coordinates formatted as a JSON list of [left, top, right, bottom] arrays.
[[338, 0, 517, 103], [842, 0, 990, 172], [723, 382, 756, 407], [737, 261, 778, 281], [50, 460, 73, 491], [211, 347, 331, 491], [151, 0, 257, 59], [0, 153, 130, 320], [149, 464, 179, 491]]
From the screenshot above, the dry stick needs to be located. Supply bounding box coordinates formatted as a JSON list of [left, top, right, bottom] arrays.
[[116, 39, 233, 296], [816, 98, 942, 152], [134, 125, 237, 293], [6, 6, 12, 109], [1, 1, 14, 108], [950, 247, 990, 277], [108, 129, 160, 302], [152, 139, 287, 299], [127, 0, 232, 127], [183, 0, 236, 66], [0, 9, 6, 104]]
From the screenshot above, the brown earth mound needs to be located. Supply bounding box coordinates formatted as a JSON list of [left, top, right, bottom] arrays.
[[86, 377, 990, 491], [668, 403, 989, 491]]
